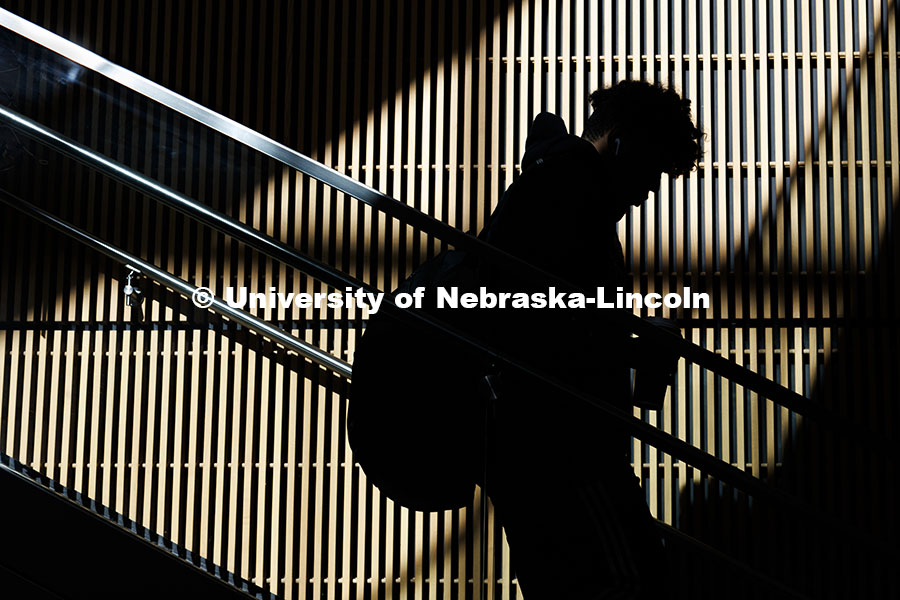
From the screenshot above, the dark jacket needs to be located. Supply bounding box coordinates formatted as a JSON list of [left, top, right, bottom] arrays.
[[475, 113, 632, 469], [348, 113, 633, 511]]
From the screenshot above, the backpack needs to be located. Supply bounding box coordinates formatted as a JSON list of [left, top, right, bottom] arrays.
[[347, 250, 488, 511]]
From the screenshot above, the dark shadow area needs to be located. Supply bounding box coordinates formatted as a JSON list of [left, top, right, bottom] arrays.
[[674, 2, 899, 594], [5, 1, 896, 598]]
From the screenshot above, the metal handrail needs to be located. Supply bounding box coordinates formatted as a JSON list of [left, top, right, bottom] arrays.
[[0, 100, 890, 461], [0, 189, 352, 379], [0, 124, 777, 497], [1, 160, 895, 560], [0, 190, 886, 597], [0, 7, 826, 424], [4, 6, 892, 462], [0, 7, 892, 593], [0, 180, 825, 600], [0, 451, 274, 599], [656, 523, 810, 600]]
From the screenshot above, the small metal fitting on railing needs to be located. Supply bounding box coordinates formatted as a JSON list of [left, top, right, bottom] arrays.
[[123, 266, 144, 321]]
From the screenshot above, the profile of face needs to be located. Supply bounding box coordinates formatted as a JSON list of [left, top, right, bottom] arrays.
[[590, 131, 664, 221], [614, 150, 662, 218]]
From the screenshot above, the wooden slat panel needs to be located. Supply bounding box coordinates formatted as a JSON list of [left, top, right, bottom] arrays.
[[1, 1, 897, 597]]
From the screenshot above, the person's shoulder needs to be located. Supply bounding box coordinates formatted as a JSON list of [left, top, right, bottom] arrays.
[[521, 112, 597, 172], [523, 138, 601, 192], [525, 113, 568, 148]]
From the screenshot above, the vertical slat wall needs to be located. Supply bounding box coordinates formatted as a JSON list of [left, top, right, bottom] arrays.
[[0, 1, 897, 598]]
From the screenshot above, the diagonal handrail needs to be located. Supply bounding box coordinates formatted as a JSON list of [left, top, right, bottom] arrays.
[[1, 171, 895, 561], [656, 523, 810, 600], [1, 6, 893, 594], [0, 99, 891, 460], [0, 451, 274, 599], [2, 187, 892, 593], [0, 189, 353, 379], [1, 7, 886, 458], [0, 175, 782, 503], [0, 7, 822, 421]]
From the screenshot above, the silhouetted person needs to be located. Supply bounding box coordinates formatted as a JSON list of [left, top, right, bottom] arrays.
[[349, 79, 702, 598], [476, 80, 702, 598]]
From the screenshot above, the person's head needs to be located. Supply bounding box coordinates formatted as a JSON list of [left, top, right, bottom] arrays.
[[583, 80, 702, 219]]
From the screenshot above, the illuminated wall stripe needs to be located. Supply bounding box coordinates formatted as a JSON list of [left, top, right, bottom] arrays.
[[0, 1, 896, 598]]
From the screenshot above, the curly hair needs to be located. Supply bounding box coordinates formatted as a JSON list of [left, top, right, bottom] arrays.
[[583, 80, 702, 177]]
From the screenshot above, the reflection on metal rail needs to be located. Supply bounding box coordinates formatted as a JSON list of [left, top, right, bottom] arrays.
[[0, 6, 893, 595], [0, 189, 353, 379], [0, 6, 830, 426], [0, 190, 855, 598], [2, 178, 895, 561], [0, 5, 894, 550], [0, 450, 273, 599], [0, 107, 824, 505], [0, 95, 892, 464], [0, 142, 773, 505]]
